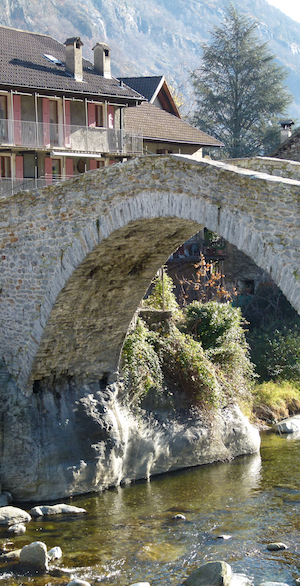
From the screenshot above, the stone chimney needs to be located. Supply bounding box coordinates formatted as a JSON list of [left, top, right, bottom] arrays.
[[93, 42, 111, 78], [64, 37, 84, 82], [279, 119, 294, 143]]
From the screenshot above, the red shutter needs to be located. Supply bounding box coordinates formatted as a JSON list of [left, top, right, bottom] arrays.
[[15, 155, 23, 179], [88, 103, 96, 127], [13, 95, 22, 145], [64, 100, 71, 148], [107, 105, 114, 129], [43, 98, 50, 147], [89, 159, 97, 170], [66, 158, 73, 177], [44, 157, 52, 184]]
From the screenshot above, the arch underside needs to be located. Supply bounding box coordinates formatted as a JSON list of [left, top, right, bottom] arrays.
[[1, 154, 299, 393], [30, 216, 202, 386]]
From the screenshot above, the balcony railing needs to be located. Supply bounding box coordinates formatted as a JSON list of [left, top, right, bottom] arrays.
[[0, 119, 143, 155], [0, 176, 68, 197]]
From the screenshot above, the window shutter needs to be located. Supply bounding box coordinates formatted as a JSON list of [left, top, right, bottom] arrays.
[[66, 158, 73, 177], [13, 95, 22, 146], [89, 159, 97, 170], [43, 98, 50, 147], [88, 103, 96, 127], [64, 100, 71, 148], [15, 155, 23, 179]]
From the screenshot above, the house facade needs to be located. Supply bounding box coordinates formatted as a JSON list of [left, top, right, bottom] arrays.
[[0, 26, 144, 196], [120, 76, 223, 158]]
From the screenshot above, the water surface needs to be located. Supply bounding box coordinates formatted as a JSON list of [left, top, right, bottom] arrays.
[[1, 431, 300, 585]]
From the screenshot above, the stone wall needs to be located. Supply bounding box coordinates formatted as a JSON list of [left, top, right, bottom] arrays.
[[1, 154, 300, 393]]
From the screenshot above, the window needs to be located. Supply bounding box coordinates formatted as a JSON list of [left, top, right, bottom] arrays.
[[43, 54, 63, 66], [95, 104, 103, 127], [1, 156, 11, 178]]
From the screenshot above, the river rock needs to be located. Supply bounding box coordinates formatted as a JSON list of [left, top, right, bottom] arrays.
[[19, 541, 48, 571], [129, 583, 151, 586], [30, 504, 87, 517], [66, 580, 91, 586], [266, 542, 288, 551], [0, 548, 21, 561], [48, 546, 62, 560], [173, 514, 186, 521], [0, 506, 31, 526], [258, 583, 289, 586], [274, 415, 300, 434], [7, 523, 26, 535], [184, 560, 232, 586]]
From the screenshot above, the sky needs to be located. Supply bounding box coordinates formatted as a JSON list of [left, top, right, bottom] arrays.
[[267, 0, 300, 22]]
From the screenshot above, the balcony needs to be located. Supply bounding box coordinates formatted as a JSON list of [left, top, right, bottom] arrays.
[[0, 119, 143, 155]]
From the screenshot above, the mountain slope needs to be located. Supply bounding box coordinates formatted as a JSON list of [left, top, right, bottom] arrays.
[[1, 0, 300, 118]]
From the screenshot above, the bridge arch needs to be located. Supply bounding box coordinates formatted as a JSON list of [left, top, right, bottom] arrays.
[[1, 154, 300, 393]]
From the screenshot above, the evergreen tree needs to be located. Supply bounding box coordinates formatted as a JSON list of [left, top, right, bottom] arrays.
[[191, 5, 293, 159]]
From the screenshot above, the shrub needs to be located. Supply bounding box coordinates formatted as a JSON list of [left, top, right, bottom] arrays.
[[122, 318, 163, 401], [247, 317, 300, 382], [143, 271, 180, 313], [182, 300, 244, 350], [252, 380, 300, 422]]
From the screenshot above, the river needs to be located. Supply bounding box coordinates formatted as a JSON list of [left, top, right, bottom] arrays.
[[1, 430, 300, 586]]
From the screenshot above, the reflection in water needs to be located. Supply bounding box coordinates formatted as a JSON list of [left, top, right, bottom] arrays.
[[1, 432, 300, 586]]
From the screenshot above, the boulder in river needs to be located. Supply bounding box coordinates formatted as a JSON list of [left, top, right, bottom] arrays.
[[47, 546, 62, 560], [67, 580, 92, 586], [266, 542, 288, 551], [30, 504, 86, 517], [274, 415, 300, 434], [19, 541, 48, 571], [0, 506, 31, 526], [184, 560, 232, 586], [258, 583, 290, 586], [7, 523, 26, 535]]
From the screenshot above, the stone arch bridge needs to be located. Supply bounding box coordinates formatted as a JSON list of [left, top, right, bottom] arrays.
[[1, 154, 300, 395]]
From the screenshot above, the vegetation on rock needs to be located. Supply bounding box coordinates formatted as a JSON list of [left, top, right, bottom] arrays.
[[122, 275, 253, 411]]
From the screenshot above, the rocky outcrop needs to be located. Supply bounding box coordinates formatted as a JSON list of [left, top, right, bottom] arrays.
[[0, 372, 260, 502]]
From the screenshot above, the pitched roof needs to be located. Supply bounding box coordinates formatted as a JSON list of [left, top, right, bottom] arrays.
[[0, 25, 144, 102], [269, 128, 300, 159], [118, 76, 164, 102], [125, 102, 223, 147], [118, 75, 180, 117]]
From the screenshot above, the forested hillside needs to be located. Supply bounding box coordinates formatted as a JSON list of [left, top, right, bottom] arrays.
[[1, 0, 300, 117]]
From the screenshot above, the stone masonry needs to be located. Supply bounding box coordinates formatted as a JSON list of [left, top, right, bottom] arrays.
[[1, 154, 300, 394]]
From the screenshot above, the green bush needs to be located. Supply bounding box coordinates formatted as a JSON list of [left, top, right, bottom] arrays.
[[122, 318, 163, 401], [157, 324, 221, 408], [182, 300, 244, 350], [247, 317, 300, 382]]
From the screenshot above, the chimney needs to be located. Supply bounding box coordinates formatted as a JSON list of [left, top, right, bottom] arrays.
[[64, 37, 84, 82], [279, 119, 294, 143], [93, 42, 111, 78]]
